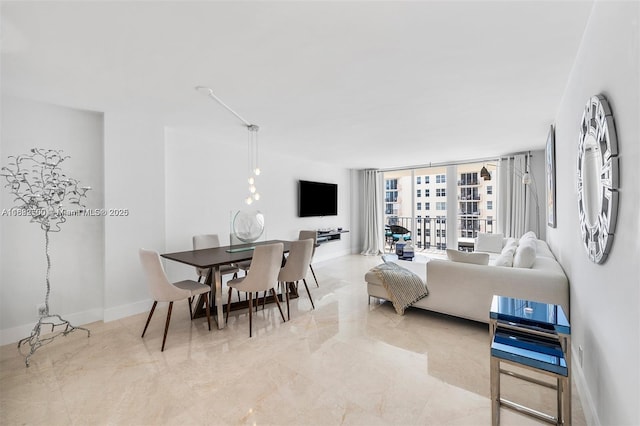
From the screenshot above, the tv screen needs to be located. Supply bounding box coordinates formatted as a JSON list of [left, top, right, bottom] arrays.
[[298, 180, 338, 217]]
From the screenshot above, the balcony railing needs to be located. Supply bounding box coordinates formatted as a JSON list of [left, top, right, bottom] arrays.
[[385, 216, 495, 251]]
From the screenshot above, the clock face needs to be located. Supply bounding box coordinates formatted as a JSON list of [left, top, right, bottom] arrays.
[[577, 95, 619, 264], [232, 210, 265, 243]]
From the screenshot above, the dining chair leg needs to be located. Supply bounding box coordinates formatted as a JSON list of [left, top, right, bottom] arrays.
[[204, 291, 211, 331], [187, 296, 193, 319], [271, 288, 286, 322], [309, 265, 319, 287], [161, 301, 174, 352], [302, 278, 315, 310], [283, 282, 290, 320], [248, 292, 253, 337], [226, 288, 233, 323], [141, 301, 158, 338]]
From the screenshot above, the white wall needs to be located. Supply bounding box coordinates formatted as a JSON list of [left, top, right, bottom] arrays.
[[547, 2, 639, 425], [103, 110, 166, 321], [163, 127, 352, 282], [0, 96, 104, 342]]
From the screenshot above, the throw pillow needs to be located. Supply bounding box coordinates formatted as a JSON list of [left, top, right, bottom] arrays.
[[502, 238, 518, 252], [495, 245, 517, 267], [513, 239, 537, 268], [446, 249, 490, 265], [519, 231, 537, 245], [475, 232, 504, 253]]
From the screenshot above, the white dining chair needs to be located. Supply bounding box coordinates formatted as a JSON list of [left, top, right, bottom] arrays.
[[225, 243, 286, 337], [299, 230, 319, 287], [193, 234, 241, 301], [139, 248, 211, 351], [193, 234, 239, 282], [278, 238, 315, 320]]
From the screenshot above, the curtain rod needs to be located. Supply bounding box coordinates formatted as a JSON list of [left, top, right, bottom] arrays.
[[376, 151, 533, 173]]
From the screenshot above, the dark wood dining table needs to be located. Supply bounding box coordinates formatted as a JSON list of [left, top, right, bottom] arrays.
[[161, 239, 292, 329]]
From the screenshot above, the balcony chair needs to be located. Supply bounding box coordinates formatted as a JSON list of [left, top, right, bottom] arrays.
[[225, 243, 286, 337], [139, 248, 211, 351], [389, 224, 411, 252], [278, 238, 315, 320]]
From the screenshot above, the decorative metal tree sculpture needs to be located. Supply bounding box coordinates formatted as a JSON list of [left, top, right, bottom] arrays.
[[1, 148, 91, 366]]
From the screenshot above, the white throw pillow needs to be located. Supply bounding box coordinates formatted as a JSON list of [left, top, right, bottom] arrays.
[[446, 249, 490, 265], [475, 232, 504, 253], [502, 238, 518, 252], [519, 231, 537, 245], [513, 239, 537, 268], [495, 244, 517, 267]]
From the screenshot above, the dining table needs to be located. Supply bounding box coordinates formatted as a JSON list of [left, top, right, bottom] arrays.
[[161, 239, 292, 329]]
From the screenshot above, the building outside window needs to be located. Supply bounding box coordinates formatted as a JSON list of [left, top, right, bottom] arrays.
[[382, 162, 496, 251], [385, 178, 399, 216], [458, 165, 495, 238]]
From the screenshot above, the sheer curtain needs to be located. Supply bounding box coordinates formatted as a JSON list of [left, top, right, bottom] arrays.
[[360, 169, 384, 255], [497, 155, 529, 238]]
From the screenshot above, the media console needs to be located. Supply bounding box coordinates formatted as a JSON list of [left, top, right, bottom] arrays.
[[317, 229, 349, 244]]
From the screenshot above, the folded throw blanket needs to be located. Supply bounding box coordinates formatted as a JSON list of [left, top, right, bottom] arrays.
[[371, 261, 428, 315]]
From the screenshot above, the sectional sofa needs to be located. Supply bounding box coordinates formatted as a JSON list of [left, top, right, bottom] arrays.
[[365, 233, 569, 323]]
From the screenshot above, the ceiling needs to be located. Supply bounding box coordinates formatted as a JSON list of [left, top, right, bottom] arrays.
[[1, 1, 593, 169]]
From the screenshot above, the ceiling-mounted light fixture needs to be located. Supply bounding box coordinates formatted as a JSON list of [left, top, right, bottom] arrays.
[[196, 86, 261, 205]]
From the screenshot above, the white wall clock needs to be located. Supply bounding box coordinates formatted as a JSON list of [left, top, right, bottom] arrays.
[[577, 94, 619, 264]]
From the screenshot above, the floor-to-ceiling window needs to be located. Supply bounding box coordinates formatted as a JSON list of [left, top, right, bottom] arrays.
[[383, 161, 497, 252]]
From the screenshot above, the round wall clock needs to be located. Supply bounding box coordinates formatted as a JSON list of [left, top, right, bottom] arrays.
[[577, 94, 619, 264]]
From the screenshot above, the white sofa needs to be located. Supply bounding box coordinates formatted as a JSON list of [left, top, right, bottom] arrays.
[[365, 235, 569, 323]]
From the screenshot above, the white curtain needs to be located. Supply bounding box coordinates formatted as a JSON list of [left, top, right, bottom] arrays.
[[497, 155, 529, 238], [361, 169, 384, 255]]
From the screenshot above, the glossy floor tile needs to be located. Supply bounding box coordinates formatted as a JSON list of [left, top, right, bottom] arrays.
[[0, 254, 585, 425]]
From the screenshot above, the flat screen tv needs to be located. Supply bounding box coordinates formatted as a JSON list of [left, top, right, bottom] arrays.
[[298, 180, 338, 217]]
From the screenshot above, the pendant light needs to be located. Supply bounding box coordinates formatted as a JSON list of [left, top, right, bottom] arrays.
[[196, 86, 261, 204]]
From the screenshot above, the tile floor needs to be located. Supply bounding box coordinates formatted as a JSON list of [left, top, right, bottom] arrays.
[[0, 254, 585, 425]]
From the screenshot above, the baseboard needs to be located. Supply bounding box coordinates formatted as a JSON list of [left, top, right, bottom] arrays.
[[103, 299, 151, 322], [572, 347, 601, 426], [0, 307, 103, 346], [313, 248, 352, 265], [0, 299, 152, 346]]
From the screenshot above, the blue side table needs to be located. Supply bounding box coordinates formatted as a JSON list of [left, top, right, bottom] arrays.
[[489, 295, 571, 425]]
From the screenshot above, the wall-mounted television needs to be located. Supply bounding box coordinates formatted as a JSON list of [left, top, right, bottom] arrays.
[[298, 180, 338, 217]]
